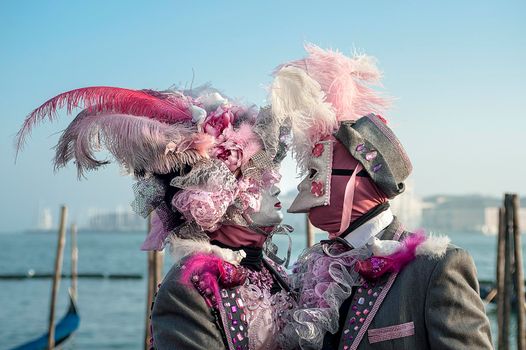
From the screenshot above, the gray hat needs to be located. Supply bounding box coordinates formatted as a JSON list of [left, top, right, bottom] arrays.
[[334, 114, 412, 198]]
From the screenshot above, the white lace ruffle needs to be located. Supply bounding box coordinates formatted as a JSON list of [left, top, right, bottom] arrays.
[[240, 283, 293, 350], [279, 242, 372, 350]]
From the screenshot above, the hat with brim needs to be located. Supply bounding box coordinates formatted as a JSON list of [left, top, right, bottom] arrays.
[[334, 114, 412, 199]]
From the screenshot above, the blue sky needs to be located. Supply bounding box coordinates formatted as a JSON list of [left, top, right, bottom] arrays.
[[1, 0, 525, 232]]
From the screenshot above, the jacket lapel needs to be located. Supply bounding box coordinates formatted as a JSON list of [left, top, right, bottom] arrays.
[[216, 287, 249, 350], [339, 222, 405, 350]]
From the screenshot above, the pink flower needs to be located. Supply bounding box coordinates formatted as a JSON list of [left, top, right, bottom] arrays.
[[312, 143, 324, 157], [212, 138, 243, 172], [311, 181, 324, 197], [172, 188, 236, 231], [202, 106, 235, 138]]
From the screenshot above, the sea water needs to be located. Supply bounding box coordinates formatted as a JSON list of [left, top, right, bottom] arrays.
[[0, 230, 523, 349]]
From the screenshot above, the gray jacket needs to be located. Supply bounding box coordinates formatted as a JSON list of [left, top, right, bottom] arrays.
[[151, 263, 225, 350], [151, 256, 289, 350], [326, 220, 493, 349]]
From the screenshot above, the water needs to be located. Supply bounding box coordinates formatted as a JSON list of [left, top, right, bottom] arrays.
[[0, 230, 523, 349]]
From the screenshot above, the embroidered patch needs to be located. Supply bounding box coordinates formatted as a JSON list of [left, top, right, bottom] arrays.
[[311, 181, 324, 197], [312, 143, 324, 157], [367, 321, 415, 344]]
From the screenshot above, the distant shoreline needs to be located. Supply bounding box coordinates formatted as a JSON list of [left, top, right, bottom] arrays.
[[22, 228, 147, 234]]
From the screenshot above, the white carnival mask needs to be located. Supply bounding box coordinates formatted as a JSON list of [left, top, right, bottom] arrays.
[[249, 185, 283, 226], [288, 140, 333, 213]]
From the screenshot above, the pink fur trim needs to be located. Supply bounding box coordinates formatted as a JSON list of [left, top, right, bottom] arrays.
[[180, 253, 247, 306], [384, 231, 426, 268], [180, 253, 224, 305], [356, 231, 426, 280]]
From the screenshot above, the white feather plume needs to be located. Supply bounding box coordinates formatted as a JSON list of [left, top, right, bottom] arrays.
[[270, 66, 338, 173], [415, 235, 450, 258]]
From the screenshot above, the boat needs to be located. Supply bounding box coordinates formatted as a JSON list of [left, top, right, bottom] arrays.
[[11, 217, 81, 350], [9, 293, 80, 350]]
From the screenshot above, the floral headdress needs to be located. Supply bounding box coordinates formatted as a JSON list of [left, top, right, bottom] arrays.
[[17, 85, 290, 250]]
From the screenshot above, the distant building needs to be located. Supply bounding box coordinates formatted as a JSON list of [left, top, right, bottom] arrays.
[[421, 195, 501, 234], [483, 207, 526, 235], [390, 179, 423, 231], [38, 208, 53, 230], [86, 208, 145, 232]]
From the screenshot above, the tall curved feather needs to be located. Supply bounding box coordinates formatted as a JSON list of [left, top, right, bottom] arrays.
[[286, 43, 390, 121], [54, 111, 205, 178], [16, 86, 193, 154]]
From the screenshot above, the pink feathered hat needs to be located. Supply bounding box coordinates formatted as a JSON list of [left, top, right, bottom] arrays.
[[17, 85, 290, 250]]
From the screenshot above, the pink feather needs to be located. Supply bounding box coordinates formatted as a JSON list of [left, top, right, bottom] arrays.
[[355, 231, 426, 280], [288, 43, 390, 121], [189, 133, 215, 157], [382, 231, 427, 270], [53, 110, 202, 177], [16, 86, 193, 154]]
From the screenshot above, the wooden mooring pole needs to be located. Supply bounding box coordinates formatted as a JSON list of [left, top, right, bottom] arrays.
[[48, 205, 68, 350], [144, 215, 164, 350], [70, 223, 78, 301], [497, 193, 525, 350], [497, 207, 507, 349], [511, 195, 526, 349], [306, 215, 314, 248]]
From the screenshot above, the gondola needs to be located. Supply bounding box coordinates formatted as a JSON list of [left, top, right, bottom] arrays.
[[9, 293, 80, 350]]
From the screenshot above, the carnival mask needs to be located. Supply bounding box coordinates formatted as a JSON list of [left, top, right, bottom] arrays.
[[288, 140, 333, 213], [249, 185, 283, 227]]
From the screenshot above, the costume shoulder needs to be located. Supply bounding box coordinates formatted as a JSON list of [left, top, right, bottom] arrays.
[[151, 262, 226, 350], [423, 246, 493, 350]]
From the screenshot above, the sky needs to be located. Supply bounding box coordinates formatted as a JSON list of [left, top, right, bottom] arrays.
[[1, 0, 525, 232]]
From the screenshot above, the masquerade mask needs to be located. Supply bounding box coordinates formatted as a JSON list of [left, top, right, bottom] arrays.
[[288, 140, 333, 213], [249, 185, 283, 227]]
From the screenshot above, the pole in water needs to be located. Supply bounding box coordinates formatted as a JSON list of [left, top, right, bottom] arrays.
[[48, 205, 68, 350], [497, 206, 506, 349], [306, 214, 314, 248], [511, 194, 525, 349], [144, 214, 164, 350], [70, 223, 78, 302]]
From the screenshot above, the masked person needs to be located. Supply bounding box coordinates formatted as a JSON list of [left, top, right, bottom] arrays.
[[17, 85, 295, 350], [269, 44, 492, 350]]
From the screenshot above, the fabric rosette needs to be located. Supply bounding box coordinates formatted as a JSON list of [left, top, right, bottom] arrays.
[[201, 104, 236, 137], [212, 137, 244, 172], [172, 187, 237, 231]]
